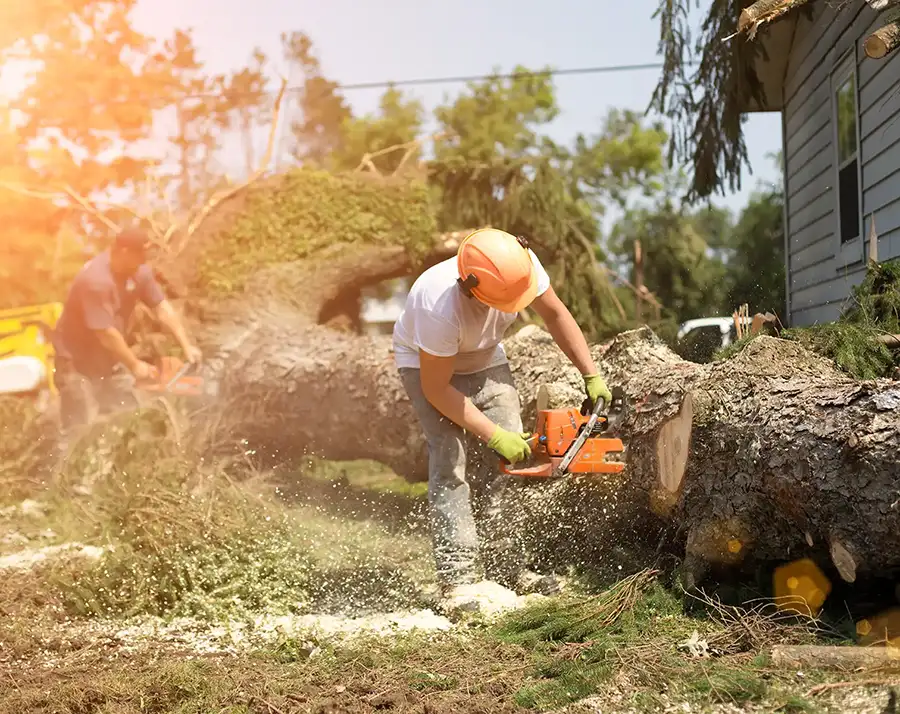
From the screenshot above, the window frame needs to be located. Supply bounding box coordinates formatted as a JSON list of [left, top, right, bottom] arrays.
[[830, 48, 864, 269]]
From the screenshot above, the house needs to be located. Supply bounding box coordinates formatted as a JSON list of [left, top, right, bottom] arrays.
[[739, 0, 900, 326], [359, 279, 409, 336]]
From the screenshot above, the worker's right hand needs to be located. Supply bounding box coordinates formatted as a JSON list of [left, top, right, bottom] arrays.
[[131, 360, 159, 382], [487, 426, 533, 464]]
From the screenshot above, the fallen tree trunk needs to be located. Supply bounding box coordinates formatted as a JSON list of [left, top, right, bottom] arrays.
[[166, 167, 899, 591], [200, 275, 900, 587]]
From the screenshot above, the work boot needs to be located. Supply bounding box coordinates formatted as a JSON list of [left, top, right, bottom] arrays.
[[516, 569, 570, 596], [437, 579, 522, 618]]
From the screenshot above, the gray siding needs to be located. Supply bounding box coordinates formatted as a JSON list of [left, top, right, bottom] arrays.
[[783, 2, 900, 327]]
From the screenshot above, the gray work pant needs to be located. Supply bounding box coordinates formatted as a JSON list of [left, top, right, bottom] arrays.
[[399, 363, 524, 588], [55, 358, 139, 434]]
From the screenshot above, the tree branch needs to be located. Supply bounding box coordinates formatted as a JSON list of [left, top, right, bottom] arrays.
[[61, 185, 129, 235], [178, 76, 289, 248], [353, 132, 446, 176]]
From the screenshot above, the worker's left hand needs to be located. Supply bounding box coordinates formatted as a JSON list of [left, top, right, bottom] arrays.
[[583, 373, 612, 409], [184, 344, 203, 365]]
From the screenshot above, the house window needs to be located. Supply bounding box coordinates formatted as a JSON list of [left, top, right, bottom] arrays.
[[832, 57, 860, 244]]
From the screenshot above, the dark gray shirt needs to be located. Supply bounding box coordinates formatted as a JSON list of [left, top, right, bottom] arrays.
[[54, 250, 165, 378]]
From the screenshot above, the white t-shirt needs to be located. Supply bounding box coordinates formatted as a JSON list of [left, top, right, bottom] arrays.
[[392, 249, 551, 374]]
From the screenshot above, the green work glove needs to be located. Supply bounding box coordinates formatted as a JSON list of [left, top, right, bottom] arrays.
[[583, 373, 612, 409], [488, 426, 533, 464]]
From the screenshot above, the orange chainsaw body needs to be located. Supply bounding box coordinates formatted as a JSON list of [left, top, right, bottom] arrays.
[[501, 406, 625, 478], [136, 356, 204, 396]]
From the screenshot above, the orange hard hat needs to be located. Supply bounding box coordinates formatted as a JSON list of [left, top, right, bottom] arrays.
[[456, 228, 538, 313]]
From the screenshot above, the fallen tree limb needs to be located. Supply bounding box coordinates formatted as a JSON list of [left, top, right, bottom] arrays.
[[772, 644, 900, 672], [177, 76, 289, 252], [738, 0, 816, 39]]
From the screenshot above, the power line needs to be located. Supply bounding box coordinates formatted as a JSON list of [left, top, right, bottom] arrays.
[[132, 61, 683, 105], [330, 62, 675, 92], [5, 61, 688, 113]]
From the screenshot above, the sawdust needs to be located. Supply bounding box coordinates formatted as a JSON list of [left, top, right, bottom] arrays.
[[89, 608, 457, 657], [0, 542, 104, 570], [550, 690, 900, 714]]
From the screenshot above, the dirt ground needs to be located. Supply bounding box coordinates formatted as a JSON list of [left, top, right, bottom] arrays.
[[2, 449, 899, 713]]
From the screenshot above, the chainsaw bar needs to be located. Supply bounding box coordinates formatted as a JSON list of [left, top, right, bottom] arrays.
[[557, 394, 607, 474]]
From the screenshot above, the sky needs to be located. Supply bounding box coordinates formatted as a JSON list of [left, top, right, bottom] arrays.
[[129, 0, 785, 227]]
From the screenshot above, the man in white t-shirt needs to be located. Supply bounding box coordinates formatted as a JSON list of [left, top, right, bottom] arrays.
[[393, 227, 611, 612]]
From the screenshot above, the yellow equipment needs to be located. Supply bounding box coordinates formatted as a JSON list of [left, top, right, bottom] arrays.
[[0, 302, 63, 399]]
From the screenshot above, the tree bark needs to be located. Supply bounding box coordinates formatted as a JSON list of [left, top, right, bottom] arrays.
[[865, 9, 900, 59]]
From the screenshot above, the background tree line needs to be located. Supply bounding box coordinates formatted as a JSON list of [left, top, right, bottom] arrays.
[[0, 0, 784, 350]]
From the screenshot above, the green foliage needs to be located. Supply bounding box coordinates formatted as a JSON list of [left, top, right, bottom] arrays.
[[426, 69, 669, 340], [845, 256, 900, 334], [0, 397, 58, 504], [283, 31, 353, 164], [715, 259, 900, 379], [498, 573, 674, 647], [197, 168, 437, 294], [5, 404, 433, 620], [330, 87, 425, 174], [51, 410, 315, 619], [610, 175, 729, 324], [10, 0, 162, 191], [782, 322, 894, 381], [432, 65, 559, 163], [500, 582, 746, 710], [650, 0, 771, 200]]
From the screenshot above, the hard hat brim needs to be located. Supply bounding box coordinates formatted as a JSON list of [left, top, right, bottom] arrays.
[[476, 268, 539, 314]]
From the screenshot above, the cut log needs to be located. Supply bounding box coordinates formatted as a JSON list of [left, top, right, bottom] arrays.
[[771, 645, 900, 671], [865, 9, 900, 59]]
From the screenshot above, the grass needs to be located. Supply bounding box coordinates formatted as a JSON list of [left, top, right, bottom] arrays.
[[1, 577, 867, 714], [0, 396, 58, 505], [2, 399, 895, 714], [0, 402, 433, 622], [302, 457, 429, 500]]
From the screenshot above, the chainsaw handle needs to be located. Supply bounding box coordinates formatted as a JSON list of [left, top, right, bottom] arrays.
[[581, 395, 607, 417], [497, 433, 538, 468]]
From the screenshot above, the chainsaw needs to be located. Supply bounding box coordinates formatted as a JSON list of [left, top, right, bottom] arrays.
[[135, 356, 204, 397], [500, 386, 628, 478]]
